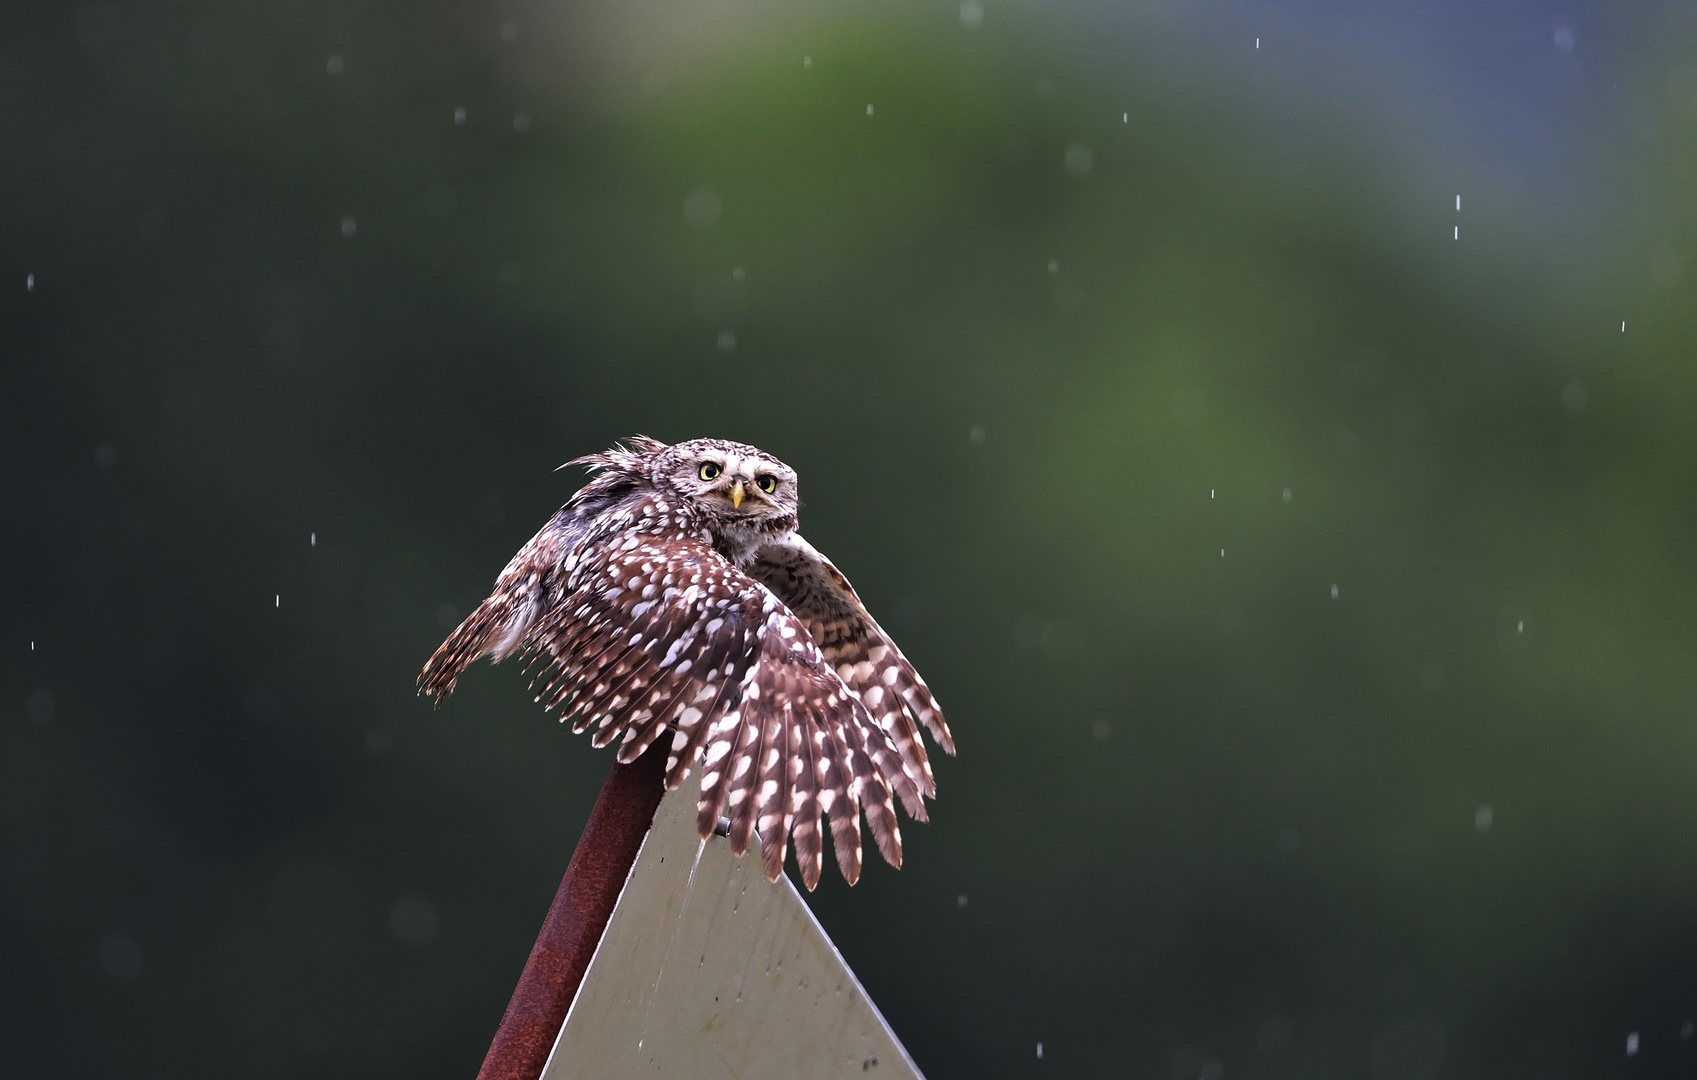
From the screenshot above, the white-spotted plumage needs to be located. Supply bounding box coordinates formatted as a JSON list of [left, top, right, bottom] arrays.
[[419, 436, 954, 889]]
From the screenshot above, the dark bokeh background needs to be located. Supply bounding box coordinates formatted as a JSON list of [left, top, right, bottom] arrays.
[[5, 0, 1697, 1076]]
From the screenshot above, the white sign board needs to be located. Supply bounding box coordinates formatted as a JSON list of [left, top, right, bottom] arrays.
[[539, 773, 925, 1079]]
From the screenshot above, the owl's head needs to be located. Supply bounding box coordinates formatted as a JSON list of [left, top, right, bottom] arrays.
[[651, 437, 799, 527]]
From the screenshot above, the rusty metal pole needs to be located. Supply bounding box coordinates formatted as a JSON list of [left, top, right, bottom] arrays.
[[475, 742, 668, 1080]]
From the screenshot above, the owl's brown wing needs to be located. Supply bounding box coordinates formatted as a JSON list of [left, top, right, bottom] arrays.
[[419, 510, 581, 702], [519, 531, 906, 889], [749, 533, 954, 821]]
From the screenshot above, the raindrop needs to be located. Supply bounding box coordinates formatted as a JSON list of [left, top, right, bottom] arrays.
[[717, 331, 737, 352], [1036, 1042, 1044, 1060], [969, 425, 987, 445], [731, 266, 746, 282], [1330, 584, 1339, 599], [1453, 226, 1458, 240], [325, 54, 343, 75], [453, 106, 466, 124], [1255, 37, 1260, 48], [1621, 321, 1626, 332], [1282, 487, 1292, 502], [803, 56, 811, 67], [1625, 1031, 1639, 1056], [26, 273, 35, 291], [513, 111, 531, 133], [310, 532, 316, 547], [1047, 259, 1059, 275], [275, 594, 280, 608], [1220, 549, 1225, 558], [1455, 195, 1461, 211], [1211, 489, 1215, 498], [340, 216, 357, 239], [1496, 608, 1535, 651], [1474, 804, 1493, 832], [1122, 112, 1128, 122], [957, 893, 968, 908], [959, 0, 983, 29], [865, 103, 874, 117], [1063, 142, 1093, 178]]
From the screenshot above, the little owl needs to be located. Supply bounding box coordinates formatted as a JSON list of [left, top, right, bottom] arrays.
[[420, 437, 954, 890]]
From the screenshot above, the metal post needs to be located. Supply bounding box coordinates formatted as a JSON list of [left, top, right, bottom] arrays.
[[475, 742, 668, 1080]]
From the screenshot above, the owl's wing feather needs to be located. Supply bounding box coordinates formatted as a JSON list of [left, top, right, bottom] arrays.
[[749, 534, 955, 808], [831, 692, 903, 868], [764, 703, 801, 883], [665, 614, 749, 789], [816, 704, 864, 885], [753, 699, 791, 882], [529, 546, 730, 753], [496, 528, 900, 887], [717, 680, 766, 860], [419, 512, 578, 702], [621, 613, 739, 768], [790, 701, 824, 890]]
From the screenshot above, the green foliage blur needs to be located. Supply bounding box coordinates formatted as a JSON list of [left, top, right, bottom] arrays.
[[4, 0, 1697, 1077]]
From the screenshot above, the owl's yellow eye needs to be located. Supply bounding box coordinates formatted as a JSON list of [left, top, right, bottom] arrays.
[[756, 475, 778, 495], [698, 462, 721, 481]]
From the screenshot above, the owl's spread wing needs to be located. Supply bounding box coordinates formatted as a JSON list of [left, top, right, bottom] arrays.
[[749, 533, 954, 820], [516, 531, 907, 889], [419, 511, 581, 701]]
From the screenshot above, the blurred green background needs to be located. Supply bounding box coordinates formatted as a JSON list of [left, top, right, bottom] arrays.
[[5, 0, 1697, 1076]]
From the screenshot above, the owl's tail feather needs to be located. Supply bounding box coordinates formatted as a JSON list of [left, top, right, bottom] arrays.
[[418, 593, 536, 704]]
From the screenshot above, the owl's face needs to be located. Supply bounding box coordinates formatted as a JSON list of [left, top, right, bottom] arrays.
[[653, 439, 799, 526]]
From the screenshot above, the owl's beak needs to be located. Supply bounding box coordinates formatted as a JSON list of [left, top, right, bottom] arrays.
[[729, 480, 746, 509]]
